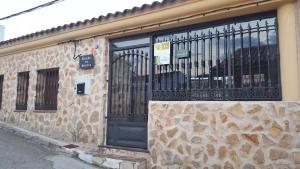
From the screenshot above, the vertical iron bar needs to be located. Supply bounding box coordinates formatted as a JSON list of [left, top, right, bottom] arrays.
[[201, 32, 205, 89], [176, 36, 180, 90], [125, 51, 129, 119], [135, 50, 139, 119], [50, 70, 54, 107], [193, 34, 197, 90], [52, 69, 56, 108], [20, 73, 24, 105], [107, 43, 113, 120], [159, 60, 162, 90], [209, 30, 212, 89], [127, 50, 132, 119], [216, 30, 220, 88], [117, 54, 121, 116], [257, 22, 261, 87], [182, 35, 186, 90], [15, 73, 20, 106], [115, 54, 119, 117], [232, 26, 236, 89], [27, 72, 29, 107], [130, 49, 135, 120], [170, 38, 174, 91], [16, 74, 20, 106], [248, 24, 253, 88], [41, 71, 45, 107], [54, 69, 58, 107], [49, 70, 52, 107], [240, 25, 244, 88], [40, 70, 47, 107], [144, 52, 148, 120], [112, 53, 117, 116], [266, 21, 271, 87], [188, 33, 192, 92], [24, 72, 28, 106], [140, 51, 144, 119], [165, 63, 168, 91], [120, 53, 125, 118], [224, 27, 227, 89], [45, 70, 49, 107], [149, 36, 153, 101], [165, 39, 169, 91], [195, 33, 199, 88], [25, 72, 29, 107], [47, 70, 50, 107], [43, 70, 47, 107], [35, 71, 40, 108], [227, 25, 232, 90], [18, 73, 22, 106]]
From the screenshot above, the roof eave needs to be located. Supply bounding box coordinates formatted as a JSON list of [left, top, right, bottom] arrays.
[[0, 0, 288, 56]]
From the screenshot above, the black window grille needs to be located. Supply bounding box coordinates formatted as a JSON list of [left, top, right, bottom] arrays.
[[35, 68, 59, 110], [0, 75, 3, 109], [16, 72, 30, 110], [152, 14, 281, 101]]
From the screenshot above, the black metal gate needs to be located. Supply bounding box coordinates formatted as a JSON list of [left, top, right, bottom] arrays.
[[107, 38, 150, 149]]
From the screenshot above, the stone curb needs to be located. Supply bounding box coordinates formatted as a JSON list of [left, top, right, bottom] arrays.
[[0, 121, 100, 168]]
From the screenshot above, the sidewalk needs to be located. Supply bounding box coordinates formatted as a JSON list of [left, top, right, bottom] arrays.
[[0, 121, 148, 169]]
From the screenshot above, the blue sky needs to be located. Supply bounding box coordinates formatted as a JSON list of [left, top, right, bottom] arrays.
[[0, 0, 159, 40]]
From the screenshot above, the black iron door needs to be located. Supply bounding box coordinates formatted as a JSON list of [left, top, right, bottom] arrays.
[[107, 39, 150, 149]]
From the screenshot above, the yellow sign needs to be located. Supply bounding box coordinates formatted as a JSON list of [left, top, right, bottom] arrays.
[[154, 42, 171, 65]]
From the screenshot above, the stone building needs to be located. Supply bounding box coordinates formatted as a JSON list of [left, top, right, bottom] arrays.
[[0, 0, 300, 168]]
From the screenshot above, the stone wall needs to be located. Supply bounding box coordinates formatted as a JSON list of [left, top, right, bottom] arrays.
[[0, 37, 108, 144], [148, 101, 300, 169]]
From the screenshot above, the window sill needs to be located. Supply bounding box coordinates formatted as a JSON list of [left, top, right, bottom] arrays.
[[33, 110, 57, 113], [14, 110, 27, 112]]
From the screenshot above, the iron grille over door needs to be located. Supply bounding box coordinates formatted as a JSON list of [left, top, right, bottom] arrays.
[[152, 12, 281, 101], [107, 37, 150, 149]]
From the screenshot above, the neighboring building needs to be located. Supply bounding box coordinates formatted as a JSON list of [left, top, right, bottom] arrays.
[[0, 0, 300, 168], [0, 25, 4, 42]]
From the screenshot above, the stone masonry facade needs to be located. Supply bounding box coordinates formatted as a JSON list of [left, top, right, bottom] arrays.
[[0, 37, 109, 145], [149, 101, 300, 169]]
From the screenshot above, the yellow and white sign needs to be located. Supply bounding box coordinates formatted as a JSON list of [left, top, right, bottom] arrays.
[[154, 42, 171, 65]]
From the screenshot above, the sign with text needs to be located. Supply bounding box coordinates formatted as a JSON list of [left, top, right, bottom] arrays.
[[176, 49, 189, 59], [79, 55, 95, 69], [154, 42, 171, 65]]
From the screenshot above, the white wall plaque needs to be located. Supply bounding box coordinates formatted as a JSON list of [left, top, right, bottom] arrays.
[[154, 41, 171, 65]]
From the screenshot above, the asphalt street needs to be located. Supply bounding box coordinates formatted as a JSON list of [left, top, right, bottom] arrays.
[[0, 129, 99, 169]]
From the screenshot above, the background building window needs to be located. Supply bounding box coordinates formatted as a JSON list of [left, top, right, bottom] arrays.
[[16, 72, 30, 110], [35, 68, 59, 110], [0, 75, 3, 109]]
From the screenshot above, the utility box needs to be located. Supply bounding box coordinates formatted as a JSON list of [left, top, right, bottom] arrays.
[[76, 83, 85, 94], [74, 75, 91, 95]]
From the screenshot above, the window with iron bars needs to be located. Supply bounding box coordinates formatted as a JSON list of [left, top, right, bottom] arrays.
[[35, 68, 59, 110], [16, 72, 30, 110], [0, 75, 3, 109], [152, 13, 281, 101]]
